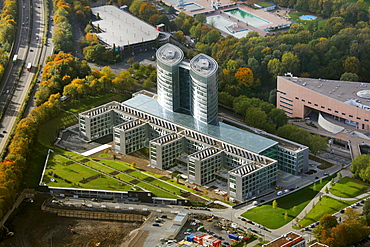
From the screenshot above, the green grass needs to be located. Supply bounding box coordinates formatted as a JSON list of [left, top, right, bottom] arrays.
[[99, 154, 110, 158], [330, 177, 370, 198], [298, 196, 355, 227], [254, 1, 273, 7], [241, 176, 334, 229], [288, 11, 327, 30]]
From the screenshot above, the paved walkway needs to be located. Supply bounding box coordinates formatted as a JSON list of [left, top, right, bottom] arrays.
[[271, 172, 370, 236]]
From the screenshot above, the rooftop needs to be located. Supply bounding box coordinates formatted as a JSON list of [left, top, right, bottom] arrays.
[[152, 133, 180, 145], [189, 147, 220, 160], [230, 163, 259, 177], [279, 76, 370, 110], [263, 232, 304, 247], [122, 94, 278, 154], [157, 43, 184, 66], [309, 243, 329, 247], [190, 53, 218, 77], [91, 5, 159, 48]]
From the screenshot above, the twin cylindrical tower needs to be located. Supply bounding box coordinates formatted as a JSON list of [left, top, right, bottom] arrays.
[[156, 43, 219, 123]]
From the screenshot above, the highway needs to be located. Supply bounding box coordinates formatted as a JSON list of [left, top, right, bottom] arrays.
[[0, 0, 47, 156]]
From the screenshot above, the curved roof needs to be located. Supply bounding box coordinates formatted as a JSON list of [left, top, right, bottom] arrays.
[[156, 43, 184, 66], [357, 90, 370, 99]]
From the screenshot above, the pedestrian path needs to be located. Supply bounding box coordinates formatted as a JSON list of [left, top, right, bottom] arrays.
[[272, 174, 370, 236]]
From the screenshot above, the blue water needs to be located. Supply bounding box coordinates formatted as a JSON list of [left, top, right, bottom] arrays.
[[300, 15, 317, 20], [224, 8, 271, 27]]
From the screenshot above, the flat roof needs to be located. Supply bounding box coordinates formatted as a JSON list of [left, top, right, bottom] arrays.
[[263, 232, 304, 247], [190, 53, 218, 77], [279, 76, 370, 109], [122, 94, 278, 154], [91, 5, 159, 47], [157, 43, 184, 66]]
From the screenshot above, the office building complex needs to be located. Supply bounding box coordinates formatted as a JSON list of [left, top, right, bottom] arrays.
[[79, 44, 309, 201], [277, 75, 370, 132]]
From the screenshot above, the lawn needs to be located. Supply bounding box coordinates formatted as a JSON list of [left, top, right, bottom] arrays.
[[298, 196, 355, 227], [43, 152, 182, 198], [288, 11, 327, 30], [330, 177, 370, 198], [241, 176, 334, 229], [254, 1, 273, 7]]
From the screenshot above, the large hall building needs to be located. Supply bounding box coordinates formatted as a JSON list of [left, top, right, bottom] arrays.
[[277, 75, 370, 133], [79, 44, 309, 201]]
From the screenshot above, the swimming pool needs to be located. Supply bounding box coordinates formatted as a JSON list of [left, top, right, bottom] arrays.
[[300, 15, 317, 20], [224, 8, 271, 27], [207, 15, 250, 39], [182, 3, 203, 11]]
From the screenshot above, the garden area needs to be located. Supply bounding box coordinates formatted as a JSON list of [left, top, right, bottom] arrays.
[[329, 177, 370, 198], [41, 151, 214, 202], [241, 175, 334, 229]]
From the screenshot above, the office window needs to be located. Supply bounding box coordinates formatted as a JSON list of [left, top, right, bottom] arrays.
[[314, 104, 318, 106], [302, 99, 305, 102], [321, 106, 325, 109], [328, 108, 332, 111], [335, 110, 338, 113], [357, 117, 361, 120], [342, 113, 346, 115], [295, 97, 299, 100], [349, 115, 353, 118], [308, 102, 311, 104]]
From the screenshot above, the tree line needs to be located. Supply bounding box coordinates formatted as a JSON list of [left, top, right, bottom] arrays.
[[314, 207, 370, 246]]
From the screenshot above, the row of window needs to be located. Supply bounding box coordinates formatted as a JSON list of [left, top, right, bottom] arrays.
[[295, 96, 369, 122]]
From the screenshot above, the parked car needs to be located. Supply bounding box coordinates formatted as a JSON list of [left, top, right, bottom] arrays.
[[152, 223, 160, 226]]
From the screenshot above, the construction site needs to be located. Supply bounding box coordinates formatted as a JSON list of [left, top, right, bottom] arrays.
[[0, 194, 145, 247]]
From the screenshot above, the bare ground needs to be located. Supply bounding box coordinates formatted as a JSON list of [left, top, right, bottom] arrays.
[[0, 194, 140, 247]]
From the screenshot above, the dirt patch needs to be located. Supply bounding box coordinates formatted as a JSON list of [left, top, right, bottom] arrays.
[[79, 174, 102, 184], [143, 177, 156, 182], [0, 194, 140, 247], [110, 171, 120, 175]]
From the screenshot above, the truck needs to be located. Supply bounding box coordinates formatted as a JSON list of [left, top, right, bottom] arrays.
[[27, 63, 32, 71], [12, 54, 18, 63], [228, 233, 243, 241]]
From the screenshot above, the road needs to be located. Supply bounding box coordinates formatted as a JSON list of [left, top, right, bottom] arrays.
[[0, 0, 47, 155]]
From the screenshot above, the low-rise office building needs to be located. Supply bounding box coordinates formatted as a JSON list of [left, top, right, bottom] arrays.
[[79, 44, 309, 201]]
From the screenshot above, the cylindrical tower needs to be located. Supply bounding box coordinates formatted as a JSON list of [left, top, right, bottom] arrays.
[[156, 43, 184, 112], [190, 54, 219, 123]]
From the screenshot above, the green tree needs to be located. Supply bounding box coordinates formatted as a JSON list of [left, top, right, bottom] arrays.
[[351, 154, 370, 182], [340, 72, 359, 81], [245, 107, 268, 130], [325, 186, 330, 194], [292, 206, 297, 213], [195, 14, 206, 23], [284, 211, 289, 221], [268, 108, 288, 128], [313, 183, 317, 191], [337, 172, 342, 180], [272, 200, 278, 209], [129, 0, 143, 16]]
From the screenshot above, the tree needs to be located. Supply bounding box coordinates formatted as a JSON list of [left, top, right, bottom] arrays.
[[131, 162, 136, 168], [129, 0, 143, 16], [292, 206, 297, 213], [281, 52, 300, 75], [343, 207, 362, 222], [343, 56, 360, 74], [340, 72, 359, 81], [235, 68, 254, 88], [314, 214, 338, 241], [350, 154, 370, 182], [268, 108, 288, 128], [325, 186, 330, 194], [284, 211, 289, 221], [172, 30, 184, 42], [195, 14, 206, 23], [363, 200, 370, 225], [272, 200, 278, 209], [245, 107, 268, 130], [337, 172, 342, 180]]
